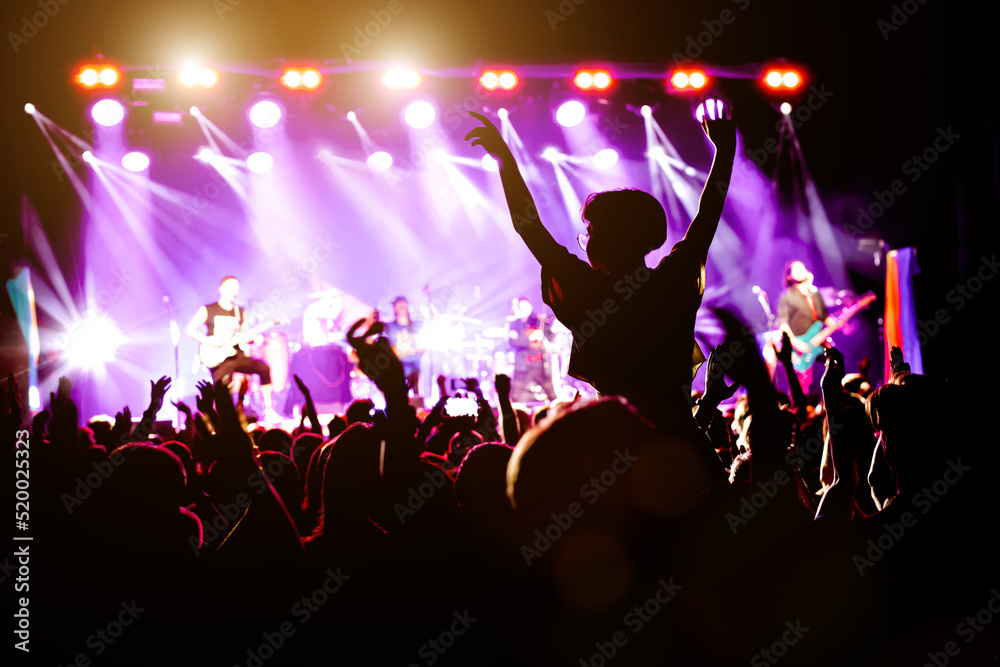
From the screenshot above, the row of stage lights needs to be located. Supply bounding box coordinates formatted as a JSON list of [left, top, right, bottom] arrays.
[[71, 64, 805, 94]]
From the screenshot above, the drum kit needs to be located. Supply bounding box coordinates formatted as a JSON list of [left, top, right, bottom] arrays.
[[231, 301, 578, 412]]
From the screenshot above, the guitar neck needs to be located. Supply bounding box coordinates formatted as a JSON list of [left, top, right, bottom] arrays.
[[815, 295, 876, 340]]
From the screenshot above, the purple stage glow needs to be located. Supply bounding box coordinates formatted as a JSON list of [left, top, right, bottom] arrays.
[[246, 152, 274, 173], [404, 100, 435, 128], [249, 100, 282, 128], [91, 99, 125, 127], [366, 151, 393, 172], [592, 148, 618, 170], [122, 152, 150, 172], [556, 100, 586, 127]]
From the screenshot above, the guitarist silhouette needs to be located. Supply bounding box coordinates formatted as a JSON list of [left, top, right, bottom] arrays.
[[185, 276, 279, 421], [777, 261, 837, 387]]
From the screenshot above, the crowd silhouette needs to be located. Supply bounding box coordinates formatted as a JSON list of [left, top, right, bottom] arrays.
[[6, 104, 996, 666]]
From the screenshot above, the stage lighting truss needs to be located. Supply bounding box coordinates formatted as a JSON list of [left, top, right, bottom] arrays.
[[573, 69, 613, 91], [179, 65, 219, 88], [763, 67, 804, 91], [281, 67, 323, 90], [75, 65, 120, 89], [479, 70, 519, 91], [668, 69, 709, 92]]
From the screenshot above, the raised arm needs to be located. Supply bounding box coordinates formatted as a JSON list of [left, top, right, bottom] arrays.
[[682, 101, 737, 260], [466, 111, 564, 266]]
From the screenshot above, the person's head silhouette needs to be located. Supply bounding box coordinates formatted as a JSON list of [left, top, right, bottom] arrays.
[[580, 188, 666, 274]]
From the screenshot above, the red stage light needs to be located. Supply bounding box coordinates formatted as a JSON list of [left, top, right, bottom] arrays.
[[480, 70, 519, 90], [669, 69, 709, 91], [281, 68, 322, 90], [76, 65, 120, 89], [763, 68, 804, 90], [574, 69, 612, 91]]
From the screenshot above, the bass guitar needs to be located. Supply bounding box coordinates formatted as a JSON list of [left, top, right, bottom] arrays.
[[199, 318, 288, 368], [791, 292, 877, 371]]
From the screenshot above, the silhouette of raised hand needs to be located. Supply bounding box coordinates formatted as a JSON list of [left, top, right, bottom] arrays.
[[465, 111, 513, 164]]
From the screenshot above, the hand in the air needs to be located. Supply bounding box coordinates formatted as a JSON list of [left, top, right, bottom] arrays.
[[775, 332, 794, 365], [465, 112, 513, 165], [149, 376, 172, 413], [700, 99, 736, 153], [821, 347, 846, 400], [195, 379, 215, 414], [347, 318, 405, 396], [703, 346, 740, 406], [494, 373, 511, 400]]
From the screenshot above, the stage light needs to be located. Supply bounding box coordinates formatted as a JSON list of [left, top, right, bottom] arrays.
[[99, 67, 119, 86], [694, 98, 725, 123], [671, 72, 689, 88], [640, 105, 652, 117], [281, 68, 322, 90], [82, 151, 94, 163], [404, 100, 435, 129], [249, 100, 281, 128], [246, 152, 274, 174], [121, 152, 150, 172], [78, 68, 99, 87], [647, 146, 664, 159], [381, 69, 421, 90], [498, 108, 509, 121], [281, 69, 302, 88], [592, 148, 618, 170], [780, 102, 792, 115], [670, 69, 709, 91], [62, 313, 127, 373], [480, 70, 519, 90], [301, 69, 321, 89], [684, 166, 697, 177], [555, 100, 586, 127], [689, 72, 707, 89], [763, 68, 803, 90], [347, 111, 357, 122], [76, 65, 119, 89], [367, 151, 393, 173], [574, 69, 612, 90], [541, 147, 560, 162], [482, 155, 499, 172], [189, 106, 201, 117], [91, 99, 125, 127], [195, 147, 213, 162], [199, 69, 218, 87], [24, 103, 35, 114]]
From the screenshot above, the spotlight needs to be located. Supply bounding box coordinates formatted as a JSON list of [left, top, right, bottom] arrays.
[[694, 98, 725, 123], [555, 100, 586, 127], [780, 102, 792, 115], [281, 68, 322, 90], [180, 65, 219, 88], [647, 146, 664, 159], [671, 72, 689, 88], [782, 71, 800, 88], [91, 99, 125, 127], [482, 155, 499, 172], [574, 69, 612, 90], [282, 69, 302, 88], [301, 69, 321, 89], [763, 68, 804, 90], [669, 69, 709, 91], [381, 69, 421, 90], [684, 166, 697, 177], [689, 72, 707, 89], [61, 313, 127, 373], [246, 152, 274, 174], [198, 69, 218, 87], [76, 65, 119, 89], [498, 108, 509, 121], [24, 103, 35, 114], [195, 147, 214, 162], [404, 100, 435, 129], [592, 148, 618, 170], [189, 106, 201, 117], [121, 152, 150, 172], [82, 151, 94, 163], [346, 111, 357, 122], [480, 70, 519, 90], [541, 147, 560, 162], [367, 151, 393, 173], [640, 105, 652, 117], [249, 100, 282, 129], [765, 71, 783, 88], [180, 65, 199, 87]]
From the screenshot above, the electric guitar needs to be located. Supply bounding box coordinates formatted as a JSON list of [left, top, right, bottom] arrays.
[[791, 292, 877, 371], [199, 318, 288, 368]]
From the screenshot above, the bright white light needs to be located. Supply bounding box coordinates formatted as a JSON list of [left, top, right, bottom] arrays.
[[91, 99, 125, 127], [121, 152, 150, 172], [689, 72, 707, 88], [684, 166, 697, 177], [82, 151, 94, 163], [79, 69, 99, 87], [575, 72, 593, 89], [404, 101, 435, 129], [481, 72, 499, 89], [62, 313, 128, 375], [780, 102, 792, 115], [246, 152, 274, 174], [99, 68, 119, 86], [647, 146, 664, 159], [302, 70, 321, 88], [189, 106, 201, 117], [695, 99, 724, 123], [346, 111, 357, 122], [382, 69, 421, 90], [180, 65, 199, 87], [482, 155, 499, 172], [640, 105, 652, 117], [782, 71, 800, 88], [367, 151, 393, 173], [24, 103, 35, 114], [556, 100, 586, 127], [199, 69, 218, 87], [249, 100, 282, 129], [541, 147, 560, 162], [765, 71, 783, 88], [593, 72, 611, 89], [195, 147, 214, 162], [498, 108, 509, 121], [592, 148, 618, 170], [498, 72, 517, 89]]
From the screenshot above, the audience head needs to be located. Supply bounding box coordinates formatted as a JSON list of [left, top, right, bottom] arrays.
[[582, 189, 666, 273]]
